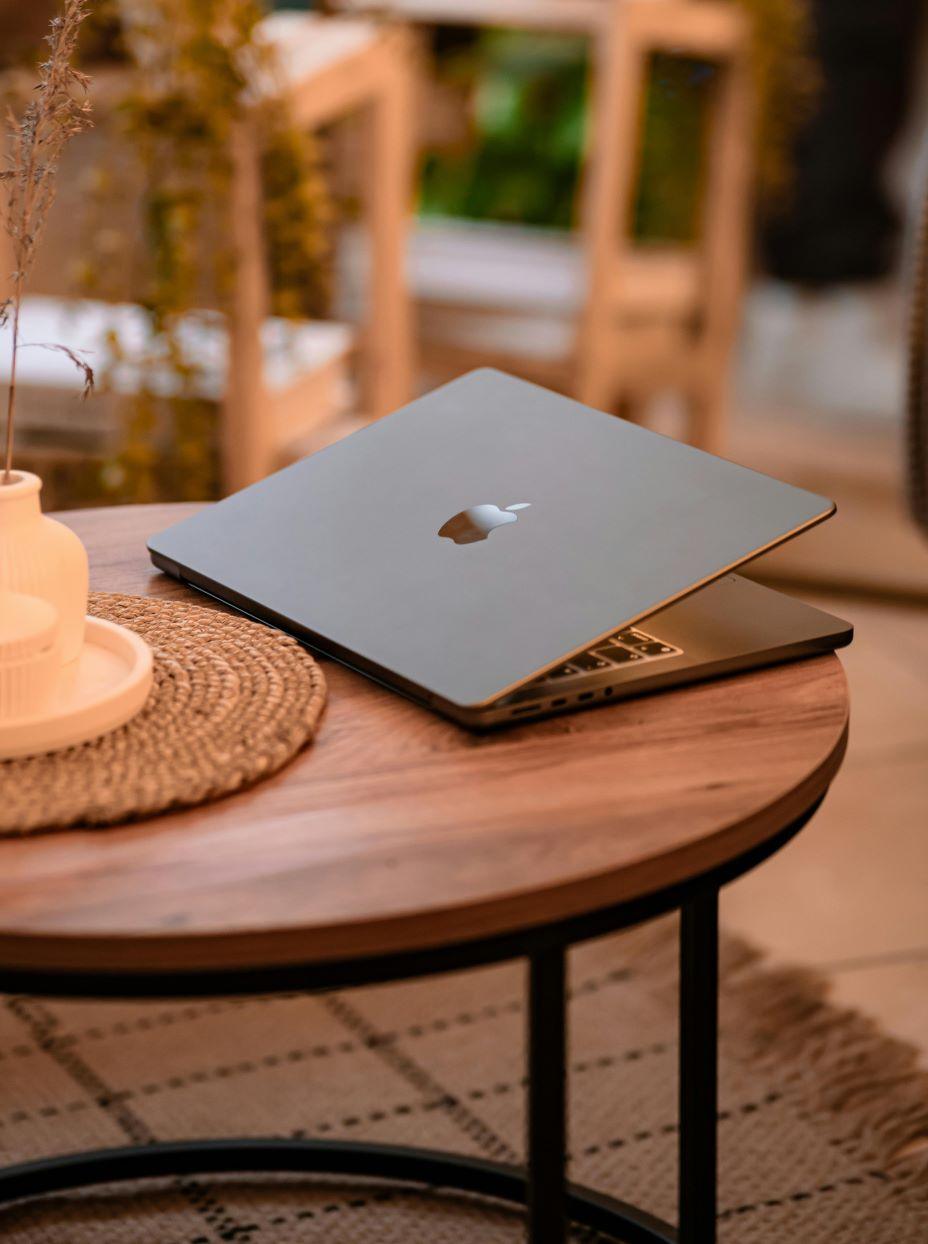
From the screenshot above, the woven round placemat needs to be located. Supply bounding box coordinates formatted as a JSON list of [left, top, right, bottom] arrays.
[[0, 592, 326, 836]]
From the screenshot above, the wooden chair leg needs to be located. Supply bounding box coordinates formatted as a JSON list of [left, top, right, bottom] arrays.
[[575, 0, 751, 447], [576, 346, 618, 414], [574, 3, 646, 414], [686, 11, 753, 452], [223, 117, 273, 494], [359, 30, 415, 420], [685, 372, 730, 455]]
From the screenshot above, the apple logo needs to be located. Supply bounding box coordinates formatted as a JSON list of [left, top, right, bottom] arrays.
[[438, 503, 531, 545]]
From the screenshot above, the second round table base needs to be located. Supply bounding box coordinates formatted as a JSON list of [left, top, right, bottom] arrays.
[[0, 1139, 677, 1243]]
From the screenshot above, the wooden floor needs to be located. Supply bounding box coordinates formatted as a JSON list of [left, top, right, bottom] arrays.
[[722, 591, 928, 1063], [730, 411, 928, 603]]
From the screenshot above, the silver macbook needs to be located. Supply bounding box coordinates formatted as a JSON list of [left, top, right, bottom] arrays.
[[148, 369, 851, 727]]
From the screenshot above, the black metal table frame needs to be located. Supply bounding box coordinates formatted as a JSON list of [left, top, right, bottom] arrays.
[[0, 797, 824, 1244]]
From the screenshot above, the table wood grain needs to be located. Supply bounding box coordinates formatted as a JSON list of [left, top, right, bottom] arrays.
[[0, 505, 849, 974]]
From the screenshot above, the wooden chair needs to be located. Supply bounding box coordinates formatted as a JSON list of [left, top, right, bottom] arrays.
[[232, 12, 418, 489], [337, 0, 752, 452], [578, 0, 752, 451], [0, 14, 418, 495]]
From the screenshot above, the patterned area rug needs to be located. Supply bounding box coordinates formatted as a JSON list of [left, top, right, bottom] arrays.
[[1, 919, 926, 1242]]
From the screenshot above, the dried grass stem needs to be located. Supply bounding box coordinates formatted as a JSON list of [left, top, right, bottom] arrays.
[[1, 0, 94, 483]]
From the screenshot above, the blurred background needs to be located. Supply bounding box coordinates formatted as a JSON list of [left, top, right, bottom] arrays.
[[1, 0, 927, 1055]]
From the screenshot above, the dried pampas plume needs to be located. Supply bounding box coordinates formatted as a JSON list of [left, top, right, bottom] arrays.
[[1, 0, 95, 484]]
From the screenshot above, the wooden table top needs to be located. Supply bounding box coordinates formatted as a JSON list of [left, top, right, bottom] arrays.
[[0, 504, 849, 975]]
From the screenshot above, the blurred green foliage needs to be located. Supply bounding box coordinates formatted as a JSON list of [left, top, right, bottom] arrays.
[[78, 0, 331, 504], [421, 33, 587, 229], [635, 55, 716, 242], [421, 0, 814, 240]]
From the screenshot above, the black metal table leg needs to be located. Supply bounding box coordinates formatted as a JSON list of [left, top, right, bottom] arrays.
[[528, 944, 568, 1244], [678, 886, 719, 1244]]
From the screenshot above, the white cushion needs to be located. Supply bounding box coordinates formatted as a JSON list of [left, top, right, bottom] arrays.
[[0, 297, 353, 399]]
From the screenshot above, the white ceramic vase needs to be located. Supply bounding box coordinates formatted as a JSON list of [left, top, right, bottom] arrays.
[[0, 590, 61, 718], [0, 471, 88, 665]]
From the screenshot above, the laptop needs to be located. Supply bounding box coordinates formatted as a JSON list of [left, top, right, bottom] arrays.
[[148, 369, 852, 727]]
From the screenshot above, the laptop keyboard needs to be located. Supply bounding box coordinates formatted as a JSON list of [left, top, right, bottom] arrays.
[[528, 627, 683, 690]]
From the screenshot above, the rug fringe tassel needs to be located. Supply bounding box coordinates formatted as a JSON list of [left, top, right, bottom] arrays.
[[598, 916, 928, 1208]]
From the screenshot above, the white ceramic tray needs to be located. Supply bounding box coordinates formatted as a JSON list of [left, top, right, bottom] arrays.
[[0, 616, 153, 760]]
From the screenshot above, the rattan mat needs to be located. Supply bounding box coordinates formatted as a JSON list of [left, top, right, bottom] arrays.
[[0, 592, 327, 835]]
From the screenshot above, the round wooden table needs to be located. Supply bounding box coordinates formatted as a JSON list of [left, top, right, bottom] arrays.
[[0, 504, 850, 1244]]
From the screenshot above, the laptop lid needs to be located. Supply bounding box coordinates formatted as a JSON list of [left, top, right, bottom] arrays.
[[148, 369, 834, 708]]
